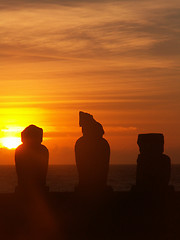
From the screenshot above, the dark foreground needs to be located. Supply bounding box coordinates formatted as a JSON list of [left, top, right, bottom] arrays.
[[0, 190, 179, 240]]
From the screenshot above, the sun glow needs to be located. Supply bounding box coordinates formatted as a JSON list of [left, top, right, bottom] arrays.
[[1, 137, 22, 149]]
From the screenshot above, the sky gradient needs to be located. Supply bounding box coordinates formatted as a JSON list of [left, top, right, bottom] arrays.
[[0, 0, 180, 164]]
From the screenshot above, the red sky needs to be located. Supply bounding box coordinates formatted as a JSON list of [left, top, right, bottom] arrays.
[[0, 0, 180, 164]]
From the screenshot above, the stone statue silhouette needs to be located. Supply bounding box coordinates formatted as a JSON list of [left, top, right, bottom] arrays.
[[15, 125, 49, 194], [136, 133, 171, 193], [75, 111, 111, 194]]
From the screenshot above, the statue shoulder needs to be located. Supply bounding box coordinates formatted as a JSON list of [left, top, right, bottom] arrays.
[[15, 144, 24, 153], [101, 138, 110, 148], [75, 136, 84, 145], [40, 144, 49, 154], [162, 154, 171, 163]]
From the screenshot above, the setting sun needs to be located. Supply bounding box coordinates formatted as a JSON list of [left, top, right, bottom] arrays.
[[0, 0, 179, 165], [1, 137, 22, 149]]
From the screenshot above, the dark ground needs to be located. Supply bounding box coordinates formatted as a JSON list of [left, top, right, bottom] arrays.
[[0, 190, 179, 240]]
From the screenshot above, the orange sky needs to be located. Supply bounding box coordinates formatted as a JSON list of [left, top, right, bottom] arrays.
[[0, 0, 180, 164]]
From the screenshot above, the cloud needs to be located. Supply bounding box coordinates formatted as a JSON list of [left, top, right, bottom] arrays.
[[105, 126, 137, 137], [44, 130, 79, 138], [0, 0, 180, 164], [43, 125, 138, 139], [0, 0, 179, 63], [0, 0, 134, 10], [0, 0, 79, 10]]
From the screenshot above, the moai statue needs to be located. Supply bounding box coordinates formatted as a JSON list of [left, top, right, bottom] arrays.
[[136, 133, 171, 193], [75, 111, 111, 194], [15, 125, 49, 194]]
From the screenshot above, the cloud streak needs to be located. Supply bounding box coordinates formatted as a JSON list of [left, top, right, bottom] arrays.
[[0, 0, 179, 62], [0, 0, 180, 163]]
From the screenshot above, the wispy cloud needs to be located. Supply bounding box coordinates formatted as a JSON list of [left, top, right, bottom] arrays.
[[0, 0, 179, 62], [0, 0, 180, 163]]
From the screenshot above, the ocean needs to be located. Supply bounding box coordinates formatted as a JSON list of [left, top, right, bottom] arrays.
[[0, 165, 179, 193]]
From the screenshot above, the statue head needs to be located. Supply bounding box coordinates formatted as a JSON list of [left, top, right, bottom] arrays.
[[79, 111, 104, 138], [21, 125, 43, 146], [137, 133, 164, 155]]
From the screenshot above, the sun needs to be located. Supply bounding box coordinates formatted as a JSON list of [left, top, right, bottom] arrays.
[[1, 137, 22, 149]]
